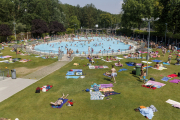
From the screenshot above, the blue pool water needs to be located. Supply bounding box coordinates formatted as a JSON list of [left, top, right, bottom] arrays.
[[34, 37, 131, 54]]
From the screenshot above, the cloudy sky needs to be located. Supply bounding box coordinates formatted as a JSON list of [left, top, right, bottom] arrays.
[[60, 0, 123, 14]]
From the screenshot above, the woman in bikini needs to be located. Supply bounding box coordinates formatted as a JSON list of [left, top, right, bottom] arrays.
[[50, 93, 69, 106], [168, 54, 172, 63], [117, 60, 123, 67]]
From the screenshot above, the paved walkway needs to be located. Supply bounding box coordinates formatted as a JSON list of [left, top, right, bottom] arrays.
[[0, 55, 72, 103], [0, 78, 37, 102]]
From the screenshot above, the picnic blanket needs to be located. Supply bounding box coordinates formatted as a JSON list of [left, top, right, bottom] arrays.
[[142, 61, 152, 64], [66, 71, 75, 75], [161, 77, 171, 82], [99, 88, 114, 92], [51, 99, 68, 108], [115, 63, 123, 67], [100, 83, 113, 88], [169, 79, 180, 84], [103, 91, 120, 97], [152, 59, 162, 62], [65, 76, 80, 79], [167, 74, 178, 78], [118, 68, 127, 72], [90, 91, 104, 100], [163, 62, 170, 65], [139, 108, 154, 119]]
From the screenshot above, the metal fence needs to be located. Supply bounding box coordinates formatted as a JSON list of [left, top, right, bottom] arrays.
[[0, 69, 10, 81]]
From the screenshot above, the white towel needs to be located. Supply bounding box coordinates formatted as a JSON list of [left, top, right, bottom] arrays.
[[166, 99, 180, 106]]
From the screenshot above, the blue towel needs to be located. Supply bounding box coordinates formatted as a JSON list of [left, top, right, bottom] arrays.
[[41, 57, 46, 59], [126, 63, 134, 66], [103, 73, 111, 78], [66, 71, 75, 75], [65, 76, 80, 79], [139, 108, 154, 119], [144, 66, 152, 69], [161, 77, 170, 82], [152, 59, 162, 62], [118, 68, 127, 72], [163, 62, 170, 65]]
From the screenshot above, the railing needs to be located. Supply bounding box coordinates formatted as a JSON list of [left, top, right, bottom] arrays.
[[0, 69, 10, 81]]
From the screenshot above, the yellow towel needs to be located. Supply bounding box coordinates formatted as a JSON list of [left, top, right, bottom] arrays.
[[73, 63, 79, 66]]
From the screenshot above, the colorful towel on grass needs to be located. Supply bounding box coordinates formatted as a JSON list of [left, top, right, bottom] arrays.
[[142, 61, 152, 64], [101, 59, 112, 62], [146, 80, 166, 87], [99, 88, 114, 92], [115, 63, 123, 67], [90, 91, 104, 100], [41, 85, 53, 91], [103, 91, 120, 97], [100, 83, 113, 88], [65, 76, 80, 79], [91, 83, 100, 88], [89, 65, 109, 69], [161, 77, 171, 82], [139, 108, 154, 119], [141, 85, 156, 90], [152, 59, 162, 62], [118, 68, 127, 72], [115, 57, 123, 59], [71, 69, 82, 72], [167, 74, 178, 78], [51, 99, 68, 108], [151, 66, 167, 70], [169, 79, 180, 84], [103, 73, 111, 78], [143, 66, 152, 69], [66, 71, 75, 75], [166, 99, 180, 106], [126, 63, 135, 66], [163, 62, 170, 65]]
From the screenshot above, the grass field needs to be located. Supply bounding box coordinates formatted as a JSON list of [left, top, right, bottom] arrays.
[[0, 49, 180, 120], [0, 47, 57, 77]]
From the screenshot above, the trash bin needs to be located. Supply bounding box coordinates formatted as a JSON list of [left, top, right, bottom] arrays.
[[11, 69, 16, 79], [136, 66, 141, 76]]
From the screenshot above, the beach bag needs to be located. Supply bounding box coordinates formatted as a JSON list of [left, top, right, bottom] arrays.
[[35, 87, 40, 93], [150, 77, 155, 81]]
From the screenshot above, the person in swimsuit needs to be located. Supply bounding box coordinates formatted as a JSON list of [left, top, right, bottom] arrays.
[[110, 56, 117, 61], [106, 56, 109, 61], [140, 64, 145, 79], [50, 93, 69, 106], [168, 53, 172, 63], [105, 65, 117, 83], [154, 62, 160, 69], [117, 60, 123, 67]]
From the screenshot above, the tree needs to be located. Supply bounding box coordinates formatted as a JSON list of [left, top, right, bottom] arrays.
[[99, 14, 112, 28], [16, 23, 26, 34], [31, 19, 49, 37], [68, 16, 80, 29], [0, 24, 12, 41], [49, 21, 66, 34]]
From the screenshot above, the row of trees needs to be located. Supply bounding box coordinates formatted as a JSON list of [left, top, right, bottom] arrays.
[[121, 0, 180, 36]]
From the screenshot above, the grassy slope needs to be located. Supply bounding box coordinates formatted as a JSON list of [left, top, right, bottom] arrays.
[[0, 49, 180, 120], [0, 47, 57, 77]]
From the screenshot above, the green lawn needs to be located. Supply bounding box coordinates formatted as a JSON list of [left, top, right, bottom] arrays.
[[0, 49, 180, 120], [0, 46, 57, 77]]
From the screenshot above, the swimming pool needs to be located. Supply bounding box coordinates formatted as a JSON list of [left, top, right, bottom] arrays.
[[34, 37, 131, 54]]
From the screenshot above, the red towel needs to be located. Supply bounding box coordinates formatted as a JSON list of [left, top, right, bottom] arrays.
[[141, 85, 156, 90], [167, 74, 178, 78]]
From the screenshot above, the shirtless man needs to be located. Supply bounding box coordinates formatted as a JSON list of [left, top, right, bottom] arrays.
[[105, 65, 117, 83], [106, 56, 109, 61], [50, 93, 69, 106]]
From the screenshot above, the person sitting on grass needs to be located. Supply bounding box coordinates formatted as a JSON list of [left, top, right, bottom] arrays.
[[175, 59, 180, 65], [90, 58, 95, 64], [105, 65, 117, 83], [106, 56, 110, 61], [88, 55, 91, 59], [50, 93, 69, 106], [154, 62, 160, 69], [117, 60, 123, 67], [110, 56, 117, 61], [9, 57, 13, 62]]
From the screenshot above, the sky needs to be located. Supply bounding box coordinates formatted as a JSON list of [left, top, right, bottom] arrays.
[[60, 0, 123, 14]]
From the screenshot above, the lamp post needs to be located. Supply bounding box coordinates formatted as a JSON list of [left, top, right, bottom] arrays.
[[141, 17, 159, 76], [74, 24, 76, 36], [165, 23, 167, 47], [13, 21, 16, 41]]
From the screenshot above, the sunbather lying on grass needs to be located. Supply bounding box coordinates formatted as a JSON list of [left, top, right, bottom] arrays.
[[50, 93, 69, 106]]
